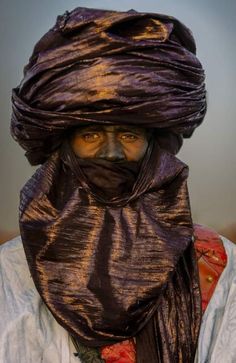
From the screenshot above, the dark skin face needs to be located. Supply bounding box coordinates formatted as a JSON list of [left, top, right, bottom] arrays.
[[71, 125, 149, 162]]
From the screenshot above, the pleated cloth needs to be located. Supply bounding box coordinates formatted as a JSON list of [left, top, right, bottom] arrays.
[[11, 7, 206, 362], [11, 7, 206, 165]]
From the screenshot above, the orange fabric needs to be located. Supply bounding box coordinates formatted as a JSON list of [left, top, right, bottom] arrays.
[[100, 224, 227, 363]]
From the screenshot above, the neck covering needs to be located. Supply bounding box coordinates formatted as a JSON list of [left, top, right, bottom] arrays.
[[11, 7, 205, 362], [75, 156, 141, 199], [19, 138, 201, 362]]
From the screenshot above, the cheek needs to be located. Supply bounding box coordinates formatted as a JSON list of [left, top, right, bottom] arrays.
[[124, 140, 149, 161], [71, 139, 99, 158]]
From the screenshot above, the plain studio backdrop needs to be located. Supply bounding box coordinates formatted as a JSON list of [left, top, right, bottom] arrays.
[[0, 0, 235, 241]]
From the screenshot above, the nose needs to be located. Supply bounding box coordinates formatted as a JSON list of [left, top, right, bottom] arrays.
[[96, 135, 125, 161]]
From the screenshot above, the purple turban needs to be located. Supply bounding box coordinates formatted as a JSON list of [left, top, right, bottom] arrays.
[[11, 7, 206, 164]]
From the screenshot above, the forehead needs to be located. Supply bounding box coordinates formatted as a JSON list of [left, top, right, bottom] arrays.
[[74, 124, 147, 134]]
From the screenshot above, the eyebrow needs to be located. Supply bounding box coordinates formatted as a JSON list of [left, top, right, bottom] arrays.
[[75, 125, 146, 134]]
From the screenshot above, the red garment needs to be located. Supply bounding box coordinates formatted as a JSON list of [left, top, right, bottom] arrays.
[[100, 340, 136, 363], [194, 224, 227, 312], [100, 224, 227, 363]]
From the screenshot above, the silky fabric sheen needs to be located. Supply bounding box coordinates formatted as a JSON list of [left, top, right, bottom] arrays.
[[75, 156, 141, 199], [11, 7, 206, 165], [19, 139, 201, 362]]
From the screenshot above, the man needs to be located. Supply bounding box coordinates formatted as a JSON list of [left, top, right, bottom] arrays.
[[1, 6, 236, 363]]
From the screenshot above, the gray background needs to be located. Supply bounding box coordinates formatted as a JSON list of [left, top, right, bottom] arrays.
[[0, 0, 235, 238]]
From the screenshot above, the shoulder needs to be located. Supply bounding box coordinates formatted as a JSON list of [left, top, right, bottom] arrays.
[[193, 223, 228, 264], [0, 235, 26, 276], [0, 234, 24, 260], [0, 235, 38, 317], [195, 228, 236, 361], [0, 235, 31, 286], [0, 238, 79, 362], [193, 224, 235, 311]]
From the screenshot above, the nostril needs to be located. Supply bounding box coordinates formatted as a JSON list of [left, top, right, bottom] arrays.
[[98, 151, 125, 162], [96, 143, 125, 161], [104, 154, 125, 162]]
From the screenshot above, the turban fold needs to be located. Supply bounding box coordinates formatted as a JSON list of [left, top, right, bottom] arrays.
[[11, 7, 206, 165], [13, 7, 205, 363]]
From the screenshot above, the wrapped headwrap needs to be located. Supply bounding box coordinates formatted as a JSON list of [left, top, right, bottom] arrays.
[[11, 7, 206, 165], [11, 7, 206, 363]]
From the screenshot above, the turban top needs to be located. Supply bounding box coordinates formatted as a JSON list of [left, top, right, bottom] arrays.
[[11, 7, 206, 165]]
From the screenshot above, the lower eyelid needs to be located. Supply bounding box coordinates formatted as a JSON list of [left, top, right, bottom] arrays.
[[120, 135, 138, 140], [82, 133, 100, 139]]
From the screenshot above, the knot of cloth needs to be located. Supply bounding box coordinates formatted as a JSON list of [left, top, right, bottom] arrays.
[[11, 7, 206, 165]]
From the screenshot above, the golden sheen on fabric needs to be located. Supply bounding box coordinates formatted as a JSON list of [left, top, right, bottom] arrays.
[[19, 139, 201, 362], [11, 7, 206, 165], [11, 7, 206, 363]]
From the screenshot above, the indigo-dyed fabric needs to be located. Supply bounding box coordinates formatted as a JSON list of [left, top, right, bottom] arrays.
[[10, 7, 208, 362], [11, 7, 206, 165], [19, 138, 201, 362]]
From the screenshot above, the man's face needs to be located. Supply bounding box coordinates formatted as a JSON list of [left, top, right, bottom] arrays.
[[71, 125, 149, 162]]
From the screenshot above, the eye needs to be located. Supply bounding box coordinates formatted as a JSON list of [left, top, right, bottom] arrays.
[[82, 133, 100, 142], [120, 133, 138, 142]]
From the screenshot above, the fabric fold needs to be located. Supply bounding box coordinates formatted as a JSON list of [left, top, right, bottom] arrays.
[[11, 7, 206, 165], [12, 7, 205, 362], [19, 138, 201, 362]]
